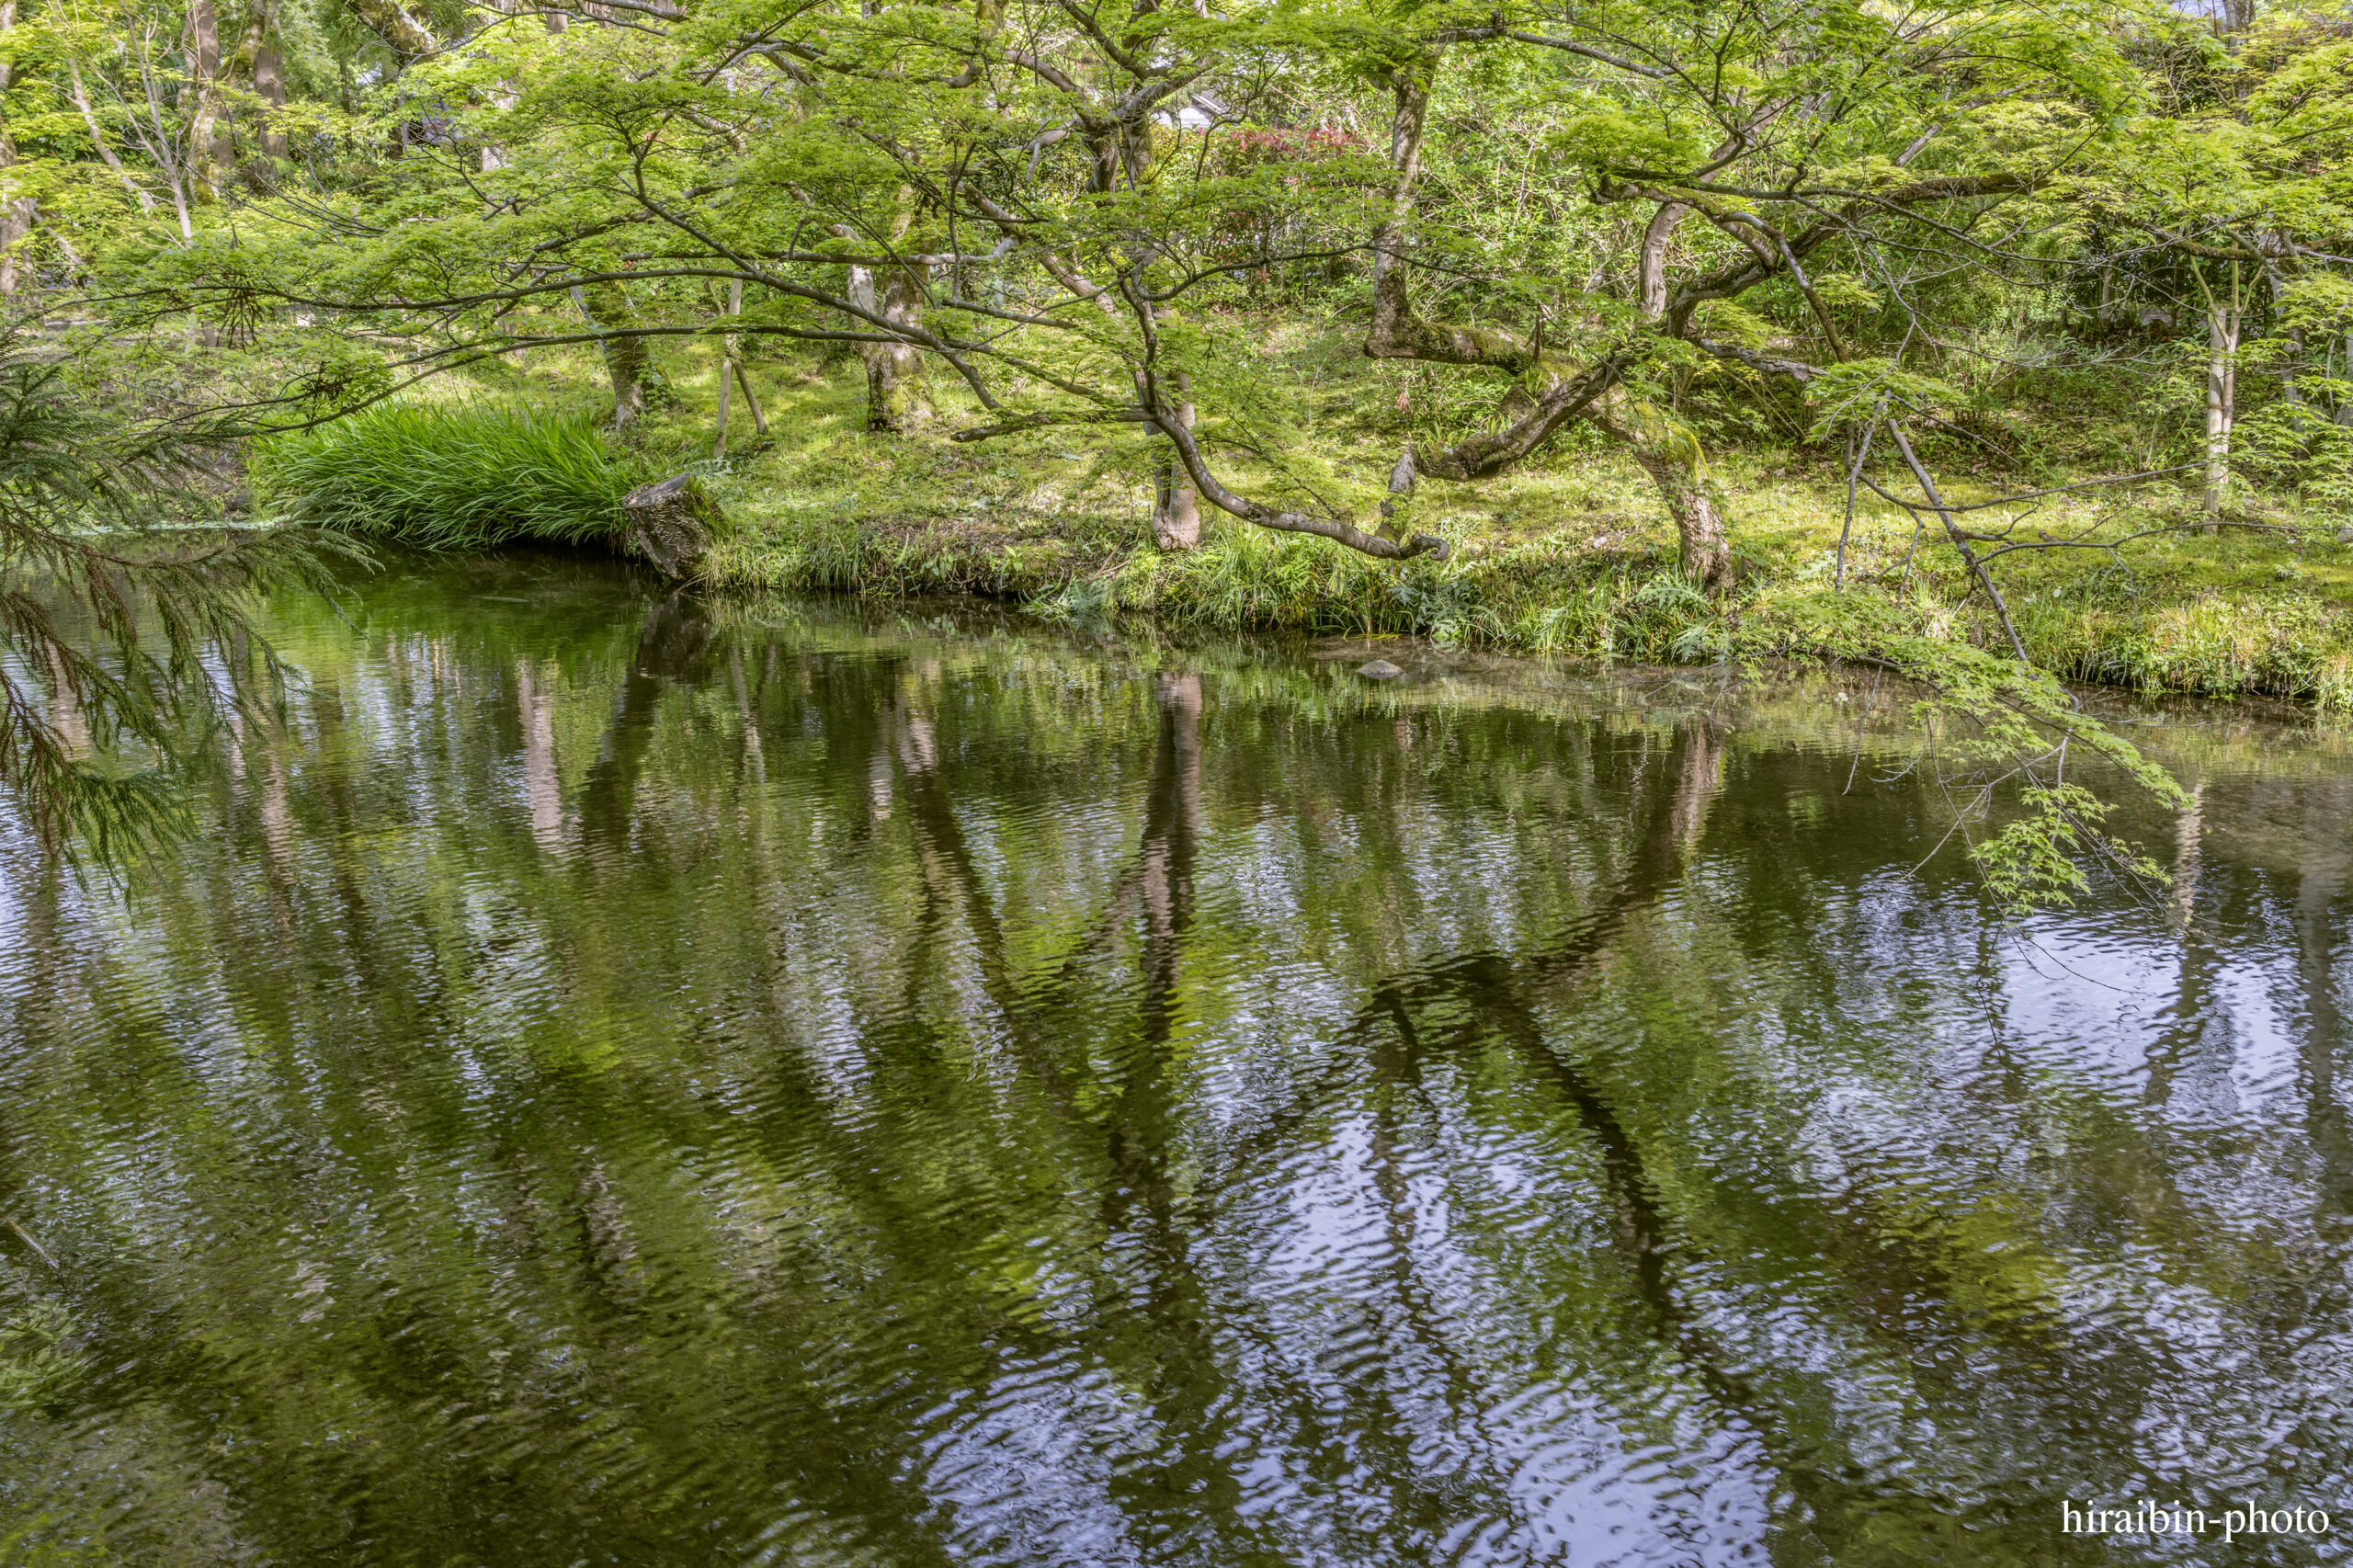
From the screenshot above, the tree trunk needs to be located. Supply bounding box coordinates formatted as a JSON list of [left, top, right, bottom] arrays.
[[1147, 290, 1199, 549], [0, 0, 24, 296], [1638, 201, 1691, 322], [1153, 371, 1199, 549], [577, 282, 646, 428], [254, 0, 288, 161], [218, 0, 258, 176], [733, 360, 767, 435], [1364, 55, 1538, 371], [68, 59, 155, 212], [1637, 450, 1732, 593], [2339, 330, 2353, 428], [1368, 56, 1431, 358], [2203, 287, 2239, 528], [1361, 47, 1737, 575], [851, 261, 930, 433], [346, 0, 436, 56], [714, 278, 741, 460], [1590, 402, 1731, 592], [188, 0, 223, 197]]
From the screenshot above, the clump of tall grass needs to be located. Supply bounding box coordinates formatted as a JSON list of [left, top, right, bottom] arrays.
[[254, 403, 636, 550]]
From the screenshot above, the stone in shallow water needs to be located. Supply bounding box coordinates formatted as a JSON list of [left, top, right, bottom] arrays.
[[623, 473, 725, 578], [1357, 659, 1404, 680]]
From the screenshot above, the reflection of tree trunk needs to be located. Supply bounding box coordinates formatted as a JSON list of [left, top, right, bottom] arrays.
[[1137, 673, 1202, 1012], [1669, 720, 1722, 850], [729, 649, 766, 786], [259, 749, 293, 862], [1360, 998, 1516, 1527], [1113, 671, 1201, 1207], [2141, 779, 2213, 1109], [2170, 782, 2204, 931], [1125, 672, 1201, 1166], [2297, 859, 2351, 1223], [1097, 670, 1250, 1524], [1340, 727, 1864, 1555], [881, 671, 1096, 1123], [578, 596, 713, 847], [42, 645, 89, 757], [518, 661, 567, 853], [2145, 852, 2256, 1117], [10, 861, 69, 1060], [867, 723, 895, 825], [304, 676, 397, 998], [886, 680, 990, 950]]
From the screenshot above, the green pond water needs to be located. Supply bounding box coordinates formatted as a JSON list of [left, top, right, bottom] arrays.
[[3, 552, 2351, 1566]]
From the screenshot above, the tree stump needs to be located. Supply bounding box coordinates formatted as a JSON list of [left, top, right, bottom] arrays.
[[621, 473, 724, 579]]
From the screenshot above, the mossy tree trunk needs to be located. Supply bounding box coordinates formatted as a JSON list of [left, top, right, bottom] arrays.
[[849, 261, 931, 433], [1643, 454, 1732, 594], [1152, 358, 1199, 549], [578, 282, 646, 430], [1627, 198, 1731, 590]]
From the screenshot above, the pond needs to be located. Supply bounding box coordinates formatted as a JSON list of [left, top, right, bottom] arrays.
[[3, 552, 2350, 1566]]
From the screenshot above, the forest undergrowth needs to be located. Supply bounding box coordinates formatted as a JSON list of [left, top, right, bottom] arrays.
[[314, 327, 2353, 714]]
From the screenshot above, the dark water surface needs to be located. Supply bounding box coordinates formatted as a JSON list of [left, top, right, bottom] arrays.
[[4, 554, 2352, 1565]]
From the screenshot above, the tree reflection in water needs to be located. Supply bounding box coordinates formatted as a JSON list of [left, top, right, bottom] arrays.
[[0, 553, 2349, 1566]]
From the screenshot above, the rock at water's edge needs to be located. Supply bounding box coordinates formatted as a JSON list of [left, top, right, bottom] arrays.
[[623, 473, 725, 578], [1357, 659, 1404, 680]]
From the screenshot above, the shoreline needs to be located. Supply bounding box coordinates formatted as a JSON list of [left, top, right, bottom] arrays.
[[690, 502, 2353, 715]]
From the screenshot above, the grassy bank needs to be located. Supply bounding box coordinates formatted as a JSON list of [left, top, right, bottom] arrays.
[[366, 331, 2353, 710]]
